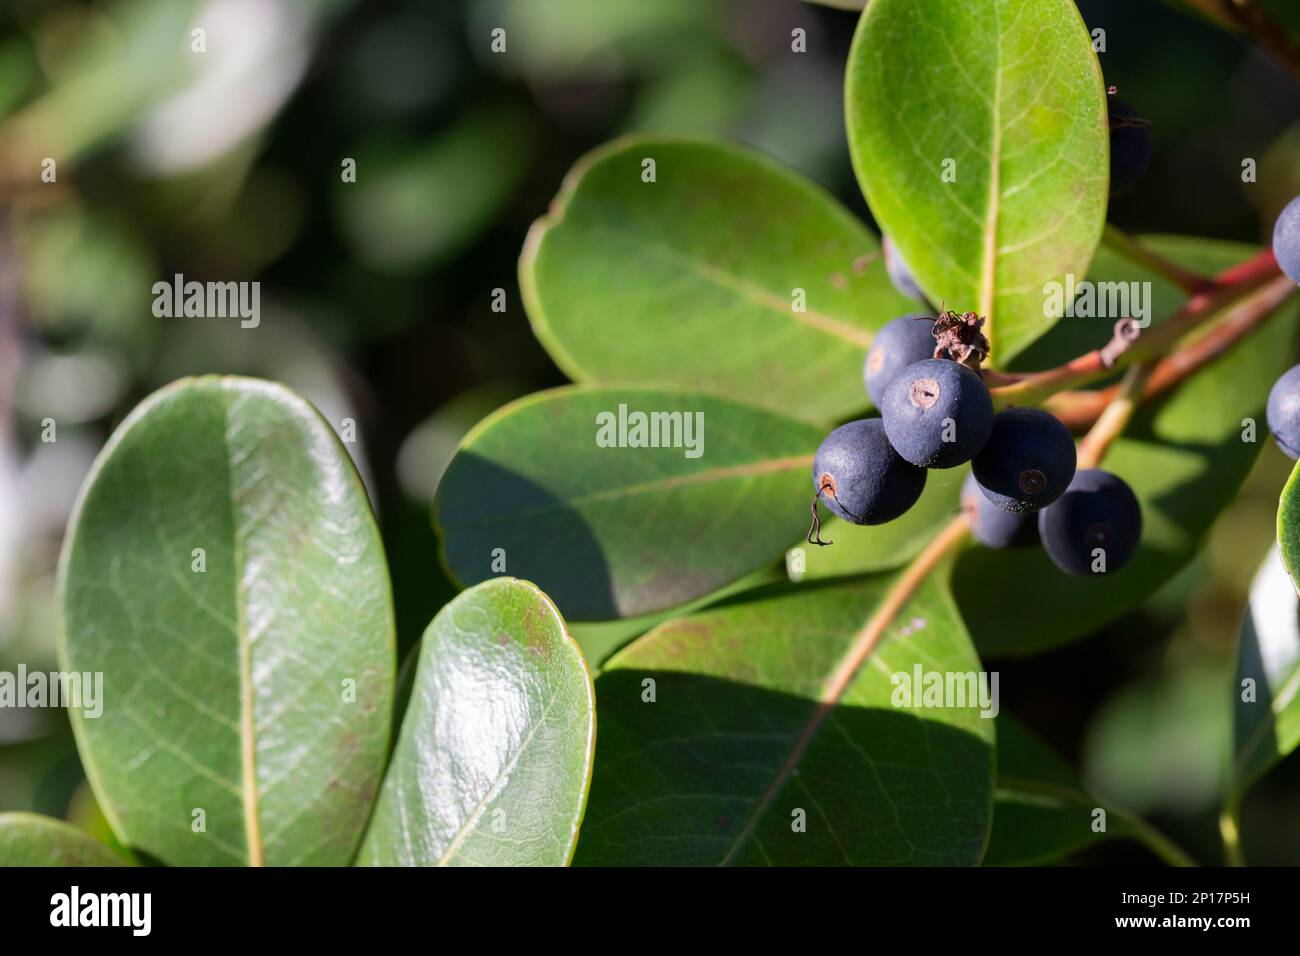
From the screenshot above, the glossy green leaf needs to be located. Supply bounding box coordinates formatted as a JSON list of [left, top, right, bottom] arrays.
[[568, 565, 784, 671], [1279, 461, 1300, 590], [1232, 546, 1300, 796], [58, 377, 396, 866], [574, 573, 996, 865], [845, 0, 1109, 365], [0, 813, 125, 867], [985, 715, 1144, 866], [521, 137, 919, 423], [958, 238, 1300, 656], [434, 386, 823, 621], [358, 578, 595, 866]]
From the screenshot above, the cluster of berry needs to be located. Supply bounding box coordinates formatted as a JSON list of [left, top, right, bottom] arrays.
[[1270, 197, 1300, 459], [810, 303, 1141, 578]]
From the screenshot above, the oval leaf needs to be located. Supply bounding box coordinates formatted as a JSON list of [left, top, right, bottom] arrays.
[[985, 715, 1145, 866], [574, 571, 995, 865], [1232, 546, 1300, 796], [1279, 460, 1300, 590], [58, 376, 396, 866], [958, 237, 1300, 655], [521, 136, 919, 422], [358, 578, 595, 866], [434, 386, 823, 620], [845, 0, 1109, 364], [0, 813, 125, 867]]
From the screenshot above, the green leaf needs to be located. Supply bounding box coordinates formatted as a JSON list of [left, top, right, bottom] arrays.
[[434, 386, 823, 620], [58, 376, 396, 867], [0, 813, 126, 866], [520, 137, 919, 423], [573, 571, 996, 865], [957, 237, 1300, 656], [358, 578, 595, 866], [1232, 546, 1300, 796], [1279, 461, 1300, 590], [985, 715, 1144, 866], [568, 565, 784, 671], [845, 0, 1109, 365]]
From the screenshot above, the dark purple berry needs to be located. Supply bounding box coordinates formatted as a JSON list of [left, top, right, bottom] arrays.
[[1038, 469, 1142, 576], [1272, 196, 1300, 286], [811, 419, 926, 526], [880, 359, 993, 469], [1108, 96, 1151, 197], [864, 314, 935, 407], [882, 235, 925, 301], [962, 473, 1037, 549], [1267, 363, 1300, 459], [971, 407, 1077, 513]]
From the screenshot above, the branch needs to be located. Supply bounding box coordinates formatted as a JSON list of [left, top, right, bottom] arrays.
[[1075, 364, 1153, 468], [991, 248, 1282, 409], [1048, 274, 1299, 429]]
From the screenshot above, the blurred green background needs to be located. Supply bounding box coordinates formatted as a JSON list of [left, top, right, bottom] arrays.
[[0, 0, 1298, 864]]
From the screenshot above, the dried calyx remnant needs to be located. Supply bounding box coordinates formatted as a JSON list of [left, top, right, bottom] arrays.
[[1099, 317, 1142, 367], [931, 307, 989, 371]]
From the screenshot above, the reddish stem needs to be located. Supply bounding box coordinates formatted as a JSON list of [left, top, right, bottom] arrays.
[[1047, 274, 1299, 429], [991, 248, 1283, 408]]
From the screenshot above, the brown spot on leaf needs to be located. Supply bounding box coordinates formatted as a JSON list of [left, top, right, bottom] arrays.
[[852, 252, 878, 275]]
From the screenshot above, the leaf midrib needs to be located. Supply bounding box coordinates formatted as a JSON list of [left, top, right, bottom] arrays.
[[716, 516, 970, 865], [979, 2, 1003, 349], [435, 681, 560, 865], [222, 389, 264, 867], [577, 222, 877, 349]]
